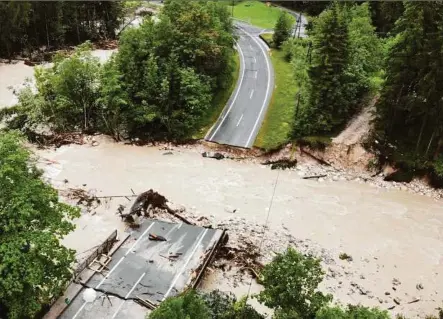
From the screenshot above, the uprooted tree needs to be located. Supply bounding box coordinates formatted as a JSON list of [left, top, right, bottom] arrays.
[[0, 131, 80, 318]]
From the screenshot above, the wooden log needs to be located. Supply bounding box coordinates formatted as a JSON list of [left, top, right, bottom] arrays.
[[299, 146, 331, 166], [303, 175, 327, 180]]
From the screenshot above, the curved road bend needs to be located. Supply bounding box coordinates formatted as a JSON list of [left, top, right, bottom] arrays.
[[205, 23, 274, 148]]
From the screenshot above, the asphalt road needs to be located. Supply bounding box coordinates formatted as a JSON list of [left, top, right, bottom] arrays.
[[205, 23, 274, 148]]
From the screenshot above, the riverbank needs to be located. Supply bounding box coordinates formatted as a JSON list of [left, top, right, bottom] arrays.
[[35, 136, 443, 318]]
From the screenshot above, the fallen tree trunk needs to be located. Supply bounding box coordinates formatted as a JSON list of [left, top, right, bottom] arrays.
[[119, 189, 194, 225], [299, 146, 331, 166], [303, 174, 327, 180]]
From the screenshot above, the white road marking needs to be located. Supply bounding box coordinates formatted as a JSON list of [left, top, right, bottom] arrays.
[[253, 70, 258, 79], [241, 27, 272, 148], [249, 44, 253, 50], [162, 229, 209, 300], [125, 222, 156, 256], [249, 89, 254, 99], [253, 57, 256, 64], [72, 303, 87, 319], [111, 272, 146, 319], [236, 114, 244, 127], [72, 223, 156, 319], [207, 40, 246, 141]]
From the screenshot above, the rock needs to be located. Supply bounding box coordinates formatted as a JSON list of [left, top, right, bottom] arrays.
[[387, 305, 396, 310], [384, 170, 413, 183], [385, 292, 391, 296], [297, 171, 305, 177], [262, 159, 297, 170], [318, 178, 325, 182], [393, 297, 401, 305], [202, 152, 224, 160], [392, 278, 401, 286], [416, 283, 424, 290], [163, 151, 173, 155], [91, 140, 99, 146]]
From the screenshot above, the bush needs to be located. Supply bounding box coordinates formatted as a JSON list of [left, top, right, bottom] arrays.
[[148, 291, 210, 319], [148, 290, 265, 319], [257, 247, 332, 319], [316, 305, 390, 319]]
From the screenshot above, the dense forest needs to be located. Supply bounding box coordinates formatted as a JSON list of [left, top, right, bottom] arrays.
[[0, 1, 123, 58], [0, 0, 235, 141], [375, 2, 443, 184], [273, 1, 443, 182]]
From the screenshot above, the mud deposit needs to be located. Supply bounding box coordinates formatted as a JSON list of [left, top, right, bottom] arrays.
[[36, 137, 443, 318]]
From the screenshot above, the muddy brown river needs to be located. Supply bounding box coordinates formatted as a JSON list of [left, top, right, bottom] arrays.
[[34, 137, 443, 318], [3, 42, 441, 319]]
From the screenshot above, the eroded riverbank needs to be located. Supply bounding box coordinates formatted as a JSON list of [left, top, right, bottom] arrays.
[[35, 136, 443, 318]]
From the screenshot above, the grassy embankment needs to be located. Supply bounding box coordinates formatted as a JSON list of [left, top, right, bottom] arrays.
[[226, 1, 294, 29], [254, 33, 299, 150], [194, 51, 240, 139]]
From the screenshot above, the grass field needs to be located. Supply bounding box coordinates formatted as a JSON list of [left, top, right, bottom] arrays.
[[227, 1, 295, 29], [254, 33, 298, 150], [194, 52, 240, 139]]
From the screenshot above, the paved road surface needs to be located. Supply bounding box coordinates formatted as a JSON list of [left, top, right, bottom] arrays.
[[205, 23, 274, 148]]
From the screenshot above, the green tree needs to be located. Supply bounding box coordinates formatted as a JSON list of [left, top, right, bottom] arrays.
[[294, 2, 352, 136], [293, 2, 382, 138], [33, 42, 101, 132], [375, 2, 443, 162], [273, 11, 293, 48], [115, 0, 234, 140], [347, 3, 383, 92], [98, 56, 129, 140], [0, 131, 79, 318], [0, 2, 31, 57], [202, 290, 265, 319], [0, 1, 123, 58], [148, 291, 211, 319], [316, 305, 390, 319], [369, 2, 404, 36], [257, 247, 332, 319]]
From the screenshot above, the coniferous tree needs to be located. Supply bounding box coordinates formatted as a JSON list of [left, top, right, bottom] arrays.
[[273, 11, 293, 48], [294, 2, 351, 135], [375, 2, 443, 160]]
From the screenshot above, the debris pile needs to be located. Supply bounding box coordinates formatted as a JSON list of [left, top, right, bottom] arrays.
[[30, 132, 85, 148], [118, 189, 194, 226], [202, 151, 225, 160], [61, 188, 101, 211], [262, 158, 297, 170]]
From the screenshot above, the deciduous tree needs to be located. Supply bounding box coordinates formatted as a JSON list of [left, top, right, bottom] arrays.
[[0, 131, 79, 318], [257, 247, 332, 319]]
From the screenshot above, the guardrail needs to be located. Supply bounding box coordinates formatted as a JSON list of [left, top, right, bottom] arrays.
[[73, 230, 118, 277]]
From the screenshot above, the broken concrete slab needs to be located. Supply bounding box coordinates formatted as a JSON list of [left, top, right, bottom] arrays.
[[59, 220, 225, 319]]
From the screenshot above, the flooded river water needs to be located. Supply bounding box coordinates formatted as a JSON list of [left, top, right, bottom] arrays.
[[1, 46, 442, 318], [36, 137, 443, 318]]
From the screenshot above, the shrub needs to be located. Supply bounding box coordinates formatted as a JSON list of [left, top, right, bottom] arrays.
[[316, 305, 390, 319], [257, 247, 332, 319], [147, 291, 210, 319]]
